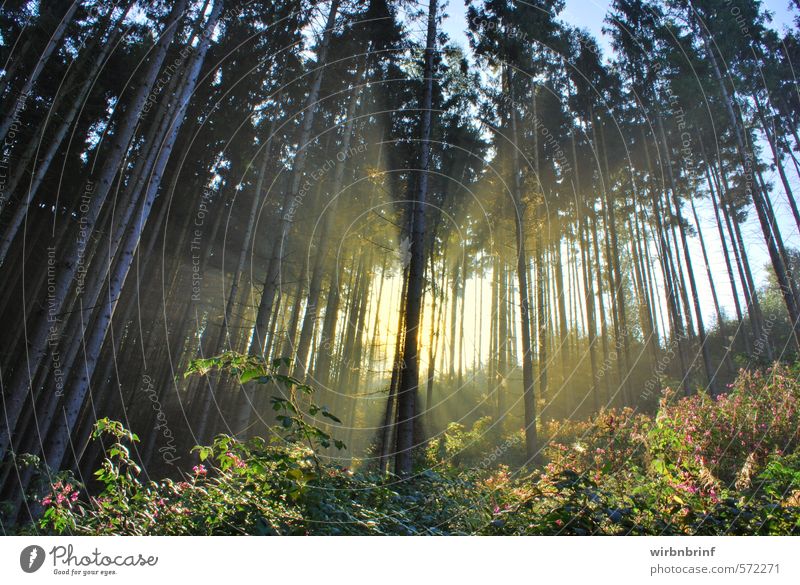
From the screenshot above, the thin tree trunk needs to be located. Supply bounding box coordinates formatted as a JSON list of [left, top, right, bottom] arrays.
[[251, 0, 341, 356], [696, 15, 800, 350], [393, 0, 437, 476], [0, 0, 190, 460]]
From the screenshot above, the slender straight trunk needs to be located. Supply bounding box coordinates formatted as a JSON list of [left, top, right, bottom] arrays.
[[425, 253, 439, 428], [661, 189, 694, 337], [569, 239, 583, 355], [457, 256, 466, 389], [757, 165, 800, 305], [508, 270, 517, 376], [696, 15, 800, 350], [448, 263, 459, 380], [215, 106, 281, 354], [635, 200, 663, 343], [314, 273, 342, 390], [393, 0, 437, 475], [699, 134, 746, 337], [343, 252, 370, 392], [643, 132, 690, 394], [0, 0, 190, 460], [488, 254, 498, 401], [690, 197, 735, 377], [251, 0, 341, 355], [535, 234, 547, 413], [367, 257, 388, 388], [496, 259, 508, 421], [570, 134, 598, 410], [589, 197, 611, 399], [237, 292, 283, 435], [293, 57, 368, 378], [580, 208, 601, 411], [477, 261, 484, 373], [688, 199, 723, 329], [753, 93, 800, 234], [279, 260, 309, 375], [553, 238, 569, 373], [41, 1, 222, 473], [712, 161, 765, 354], [379, 267, 407, 472], [595, 117, 631, 403], [508, 69, 537, 460], [335, 254, 362, 393], [344, 254, 372, 448], [629, 185, 659, 350], [627, 210, 660, 384], [657, 119, 715, 393]]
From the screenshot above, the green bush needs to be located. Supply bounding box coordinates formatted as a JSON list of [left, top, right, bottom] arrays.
[[7, 358, 800, 535]]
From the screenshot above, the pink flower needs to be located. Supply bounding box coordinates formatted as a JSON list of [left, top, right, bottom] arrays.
[[555, 519, 564, 527], [41, 496, 52, 506], [226, 452, 246, 469], [193, 464, 207, 477]]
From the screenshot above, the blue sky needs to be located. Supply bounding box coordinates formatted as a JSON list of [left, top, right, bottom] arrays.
[[441, 0, 798, 53]]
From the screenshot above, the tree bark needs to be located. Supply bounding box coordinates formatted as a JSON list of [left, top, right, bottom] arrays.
[[393, 0, 436, 476]]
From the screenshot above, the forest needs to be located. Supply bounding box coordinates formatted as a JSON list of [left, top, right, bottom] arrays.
[[1, 0, 800, 536]]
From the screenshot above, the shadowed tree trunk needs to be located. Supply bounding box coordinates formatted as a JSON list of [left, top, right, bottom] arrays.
[[393, 0, 437, 476]]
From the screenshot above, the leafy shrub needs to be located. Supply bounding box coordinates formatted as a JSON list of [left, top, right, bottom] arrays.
[[9, 360, 800, 535]]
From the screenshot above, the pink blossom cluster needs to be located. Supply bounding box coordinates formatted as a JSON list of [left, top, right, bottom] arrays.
[[41, 481, 79, 508]]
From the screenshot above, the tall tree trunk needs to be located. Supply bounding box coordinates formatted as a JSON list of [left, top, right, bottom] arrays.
[[657, 119, 715, 394], [695, 13, 800, 350], [508, 69, 537, 461], [251, 0, 341, 356], [393, 0, 437, 476], [379, 266, 408, 473], [293, 56, 368, 379], [41, 0, 223, 473], [0, 0, 190, 460], [214, 105, 281, 354]]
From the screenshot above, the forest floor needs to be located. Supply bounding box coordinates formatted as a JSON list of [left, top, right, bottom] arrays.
[[8, 362, 800, 535]]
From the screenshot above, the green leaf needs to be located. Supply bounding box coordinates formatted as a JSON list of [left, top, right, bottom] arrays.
[[239, 367, 266, 384]]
